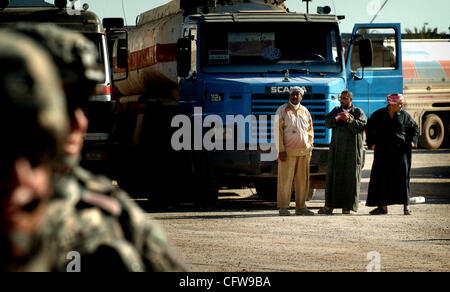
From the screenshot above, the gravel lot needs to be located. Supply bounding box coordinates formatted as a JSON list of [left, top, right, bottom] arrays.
[[150, 200, 449, 272], [145, 150, 450, 272]]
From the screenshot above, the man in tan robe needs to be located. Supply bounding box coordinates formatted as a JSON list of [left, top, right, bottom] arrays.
[[276, 87, 314, 216]]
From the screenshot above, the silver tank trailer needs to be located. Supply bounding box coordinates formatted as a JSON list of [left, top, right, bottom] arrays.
[[113, 0, 287, 100]]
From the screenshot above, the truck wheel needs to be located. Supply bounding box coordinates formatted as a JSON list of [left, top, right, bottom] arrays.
[[420, 114, 445, 149], [448, 122, 450, 147], [188, 151, 219, 205], [256, 181, 277, 201]]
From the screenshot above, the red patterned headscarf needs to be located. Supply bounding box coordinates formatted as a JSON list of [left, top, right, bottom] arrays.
[[387, 93, 405, 105]]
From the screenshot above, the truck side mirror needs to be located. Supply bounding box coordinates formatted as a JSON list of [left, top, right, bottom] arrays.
[[54, 0, 67, 9], [103, 18, 129, 81], [116, 38, 128, 69], [103, 18, 125, 31], [359, 38, 373, 67], [177, 36, 193, 78]]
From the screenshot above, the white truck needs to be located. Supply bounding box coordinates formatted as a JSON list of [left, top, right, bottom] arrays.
[[0, 0, 130, 176]]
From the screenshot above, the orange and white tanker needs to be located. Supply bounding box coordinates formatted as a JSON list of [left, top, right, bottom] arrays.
[[401, 39, 450, 149]]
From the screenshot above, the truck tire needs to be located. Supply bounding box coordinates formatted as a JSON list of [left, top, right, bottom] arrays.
[[447, 122, 450, 147], [255, 181, 277, 201], [185, 151, 219, 206], [420, 114, 445, 149]]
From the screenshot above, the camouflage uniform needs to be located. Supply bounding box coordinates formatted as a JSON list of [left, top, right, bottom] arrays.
[[13, 23, 186, 272], [0, 30, 68, 272], [44, 159, 186, 272]]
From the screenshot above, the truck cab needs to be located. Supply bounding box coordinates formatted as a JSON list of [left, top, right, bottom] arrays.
[[176, 6, 402, 197], [0, 0, 115, 173]]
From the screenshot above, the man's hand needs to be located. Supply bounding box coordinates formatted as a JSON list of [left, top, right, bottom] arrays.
[[340, 112, 354, 123], [337, 112, 353, 123], [278, 152, 287, 162]]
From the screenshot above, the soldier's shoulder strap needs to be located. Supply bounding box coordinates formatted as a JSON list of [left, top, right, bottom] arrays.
[[73, 166, 115, 193], [73, 166, 122, 216], [78, 192, 122, 217]]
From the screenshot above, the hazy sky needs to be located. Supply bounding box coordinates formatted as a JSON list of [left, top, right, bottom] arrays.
[[61, 0, 449, 33]]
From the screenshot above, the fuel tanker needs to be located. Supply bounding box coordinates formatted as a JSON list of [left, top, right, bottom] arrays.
[[109, 0, 449, 202], [402, 39, 450, 149], [113, 0, 288, 100]]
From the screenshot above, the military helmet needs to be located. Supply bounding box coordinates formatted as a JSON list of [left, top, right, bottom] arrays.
[[12, 23, 105, 113], [0, 30, 68, 176]]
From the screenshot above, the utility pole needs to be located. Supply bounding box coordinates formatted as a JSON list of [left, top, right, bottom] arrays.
[[369, 0, 389, 24]]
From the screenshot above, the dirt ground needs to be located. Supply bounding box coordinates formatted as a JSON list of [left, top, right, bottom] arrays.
[[144, 150, 450, 272], [150, 200, 449, 272]]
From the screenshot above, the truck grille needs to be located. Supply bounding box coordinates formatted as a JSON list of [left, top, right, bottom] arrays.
[[251, 93, 327, 143]]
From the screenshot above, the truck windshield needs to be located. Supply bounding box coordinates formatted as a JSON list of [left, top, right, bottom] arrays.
[[9, 0, 53, 7], [200, 22, 342, 74]]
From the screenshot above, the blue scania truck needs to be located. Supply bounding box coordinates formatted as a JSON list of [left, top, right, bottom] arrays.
[[108, 0, 405, 202]]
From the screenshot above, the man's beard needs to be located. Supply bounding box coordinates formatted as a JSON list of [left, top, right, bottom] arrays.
[[290, 100, 300, 110]]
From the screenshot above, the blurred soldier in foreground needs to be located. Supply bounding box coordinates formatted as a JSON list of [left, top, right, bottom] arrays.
[[13, 23, 186, 272], [0, 30, 68, 271]]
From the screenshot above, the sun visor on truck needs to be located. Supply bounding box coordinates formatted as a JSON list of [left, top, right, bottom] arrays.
[[190, 13, 339, 23]]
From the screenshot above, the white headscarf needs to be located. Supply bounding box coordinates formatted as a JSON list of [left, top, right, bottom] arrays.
[[290, 86, 306, 96]]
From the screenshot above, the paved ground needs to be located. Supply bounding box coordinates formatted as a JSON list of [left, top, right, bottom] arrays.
[[143, 149, 450, 272]]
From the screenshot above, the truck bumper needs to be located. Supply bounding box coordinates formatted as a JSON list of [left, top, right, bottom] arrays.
[[207, 146, 329, 189]]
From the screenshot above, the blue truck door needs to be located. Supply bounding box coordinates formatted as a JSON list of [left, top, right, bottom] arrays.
[[346, 23, 403, 117]]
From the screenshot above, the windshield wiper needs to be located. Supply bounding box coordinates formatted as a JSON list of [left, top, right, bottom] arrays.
[[310, 71, 326, 77], [267, 68, 309, 74]]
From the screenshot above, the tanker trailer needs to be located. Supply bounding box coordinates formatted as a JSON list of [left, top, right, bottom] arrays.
[[402, 39, 450, 149], [113, 0, 288, 100], [111, 0, 399, 203], [111, 0, 295, 203]]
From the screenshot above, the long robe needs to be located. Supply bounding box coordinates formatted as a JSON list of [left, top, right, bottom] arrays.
[[366, 107, 419, 207], [325, 106, 367, 211]]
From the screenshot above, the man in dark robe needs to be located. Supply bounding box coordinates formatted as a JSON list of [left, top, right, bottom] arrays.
[[366, 94, 419, 215], [319, 90, 367, 215]]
